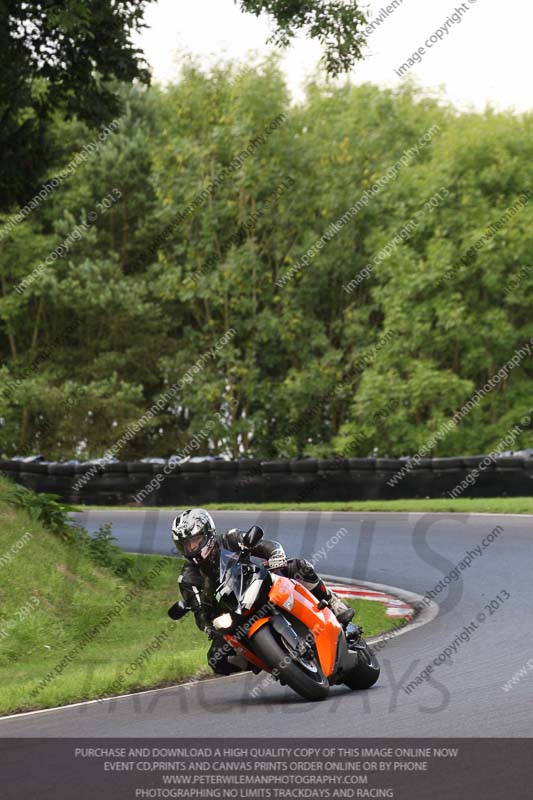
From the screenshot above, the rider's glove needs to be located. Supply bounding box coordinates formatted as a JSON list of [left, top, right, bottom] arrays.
[[168, 600, 188, 620], [204, 625, 216, 640], [267, 549, 288, 570]]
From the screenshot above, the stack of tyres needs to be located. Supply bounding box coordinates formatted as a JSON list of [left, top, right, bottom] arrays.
[[481, 455, 527, 497], [289, 459, 319, 504], [154, 460, 214, 506], [17, 461, 49, 494], [260, 460, 297, 502], [1, 454, 533, 504], [126, 462, 159, 505], [346, 458, 380, 501], [209, 460, 239, 504], [47, 463, 76, 501], [428, 457, 465, 498], [400, 458, 434, 498], [315, 459, 350, 502], [235, 459, 263, 503], [0, 460, 22, 483], [72, 462, 104, 505], [95, 462, 130, 505], [155, 460, 183, 506]]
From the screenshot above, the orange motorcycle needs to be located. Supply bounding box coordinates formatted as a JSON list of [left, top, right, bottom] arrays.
[[189, 526, 380, 701]]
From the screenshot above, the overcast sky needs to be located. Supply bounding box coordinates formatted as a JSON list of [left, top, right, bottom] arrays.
[[134, 0, 532, 113]]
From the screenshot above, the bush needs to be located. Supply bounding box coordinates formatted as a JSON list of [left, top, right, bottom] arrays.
[[8, 486, 77, 542], [7, 484, 132, 578], [85, 522, 133, 579]]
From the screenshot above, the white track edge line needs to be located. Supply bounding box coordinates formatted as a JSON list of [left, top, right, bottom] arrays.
[[0, 673, 245, 722]]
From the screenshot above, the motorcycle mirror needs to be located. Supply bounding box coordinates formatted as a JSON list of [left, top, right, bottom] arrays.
[[243, 525, 264, 549]]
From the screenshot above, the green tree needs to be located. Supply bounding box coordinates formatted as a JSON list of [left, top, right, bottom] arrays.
[[1, 63, 532, 461], [239, 0, 368, 75], [0, 0, 150, 211]]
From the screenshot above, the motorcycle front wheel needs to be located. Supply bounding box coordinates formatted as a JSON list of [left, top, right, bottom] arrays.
[[251, 624, 330, 701]]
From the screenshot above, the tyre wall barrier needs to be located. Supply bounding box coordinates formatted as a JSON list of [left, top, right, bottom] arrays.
[[0, 455, 532, 506]]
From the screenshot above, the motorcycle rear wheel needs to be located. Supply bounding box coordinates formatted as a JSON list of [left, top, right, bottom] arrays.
[[251, 625, 330, 701]]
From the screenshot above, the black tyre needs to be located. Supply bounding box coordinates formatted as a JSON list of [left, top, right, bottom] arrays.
[[251, 624, 330, 701], [344, 640, 380, 690]]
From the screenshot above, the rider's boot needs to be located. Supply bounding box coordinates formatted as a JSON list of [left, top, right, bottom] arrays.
[[312, 581, 355, 626], [326, 590, 355, 625]]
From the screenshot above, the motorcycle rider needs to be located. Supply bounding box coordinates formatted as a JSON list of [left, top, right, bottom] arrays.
[[168, 508, 355, 675]]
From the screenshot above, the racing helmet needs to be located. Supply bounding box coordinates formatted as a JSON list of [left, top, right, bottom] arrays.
[[171, 508, 216, 564]]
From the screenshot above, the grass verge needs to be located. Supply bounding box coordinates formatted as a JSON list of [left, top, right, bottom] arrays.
[[75, 498, 533, 514], [0, 477, 391, 715]]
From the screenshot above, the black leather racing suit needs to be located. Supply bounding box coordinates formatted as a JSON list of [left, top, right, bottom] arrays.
[[171, 528, 332, 675]]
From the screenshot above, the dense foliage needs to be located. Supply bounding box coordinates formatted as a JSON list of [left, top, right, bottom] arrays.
[[1, 60, 532, 460], [0, 0, 150, 211], [0, 0, 369, 212]]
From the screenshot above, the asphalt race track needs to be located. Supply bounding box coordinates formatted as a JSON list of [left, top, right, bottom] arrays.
[[1, 510, 532, 737]]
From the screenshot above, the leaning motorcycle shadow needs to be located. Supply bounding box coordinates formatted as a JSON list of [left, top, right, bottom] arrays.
[[201, 670, 386, 713], [195, 654, 451, 717]]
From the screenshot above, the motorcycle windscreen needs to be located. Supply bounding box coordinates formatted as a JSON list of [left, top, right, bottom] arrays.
[[215, 548, 244, 611], [216, 548, 272, 616]]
